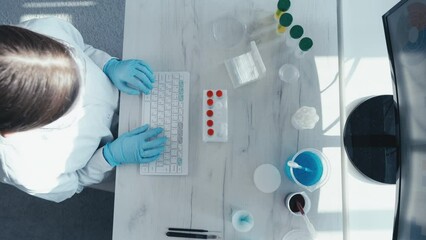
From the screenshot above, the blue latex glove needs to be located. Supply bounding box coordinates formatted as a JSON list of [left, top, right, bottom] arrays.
[[103, 58, 155, 95], [103, 124, 167, 167]]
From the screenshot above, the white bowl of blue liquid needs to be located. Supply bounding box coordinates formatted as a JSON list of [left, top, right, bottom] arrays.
[[284, 148, 330, 192]]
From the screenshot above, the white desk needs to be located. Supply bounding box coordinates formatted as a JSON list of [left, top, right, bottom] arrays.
[[113, 0, 343, 239]]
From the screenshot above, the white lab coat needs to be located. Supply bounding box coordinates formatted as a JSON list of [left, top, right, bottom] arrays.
[[0, 18, 119, 202]]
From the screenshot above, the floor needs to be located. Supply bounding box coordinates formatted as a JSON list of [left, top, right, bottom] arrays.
[[0, 184, 114, 240], [0, 1, 125, 240]]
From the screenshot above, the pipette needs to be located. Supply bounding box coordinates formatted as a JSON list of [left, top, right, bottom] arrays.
[[296, 201, 316, 238], [287, 161, 313, 172]]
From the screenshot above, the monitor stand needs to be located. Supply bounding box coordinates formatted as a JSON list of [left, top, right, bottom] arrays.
[[343, 95, 399, 184]]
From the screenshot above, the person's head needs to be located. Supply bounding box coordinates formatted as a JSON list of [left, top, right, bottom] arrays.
[[0, 25, 81, 134]]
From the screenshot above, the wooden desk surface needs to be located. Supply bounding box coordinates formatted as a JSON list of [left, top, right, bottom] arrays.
[[113, 0, 343, 239]]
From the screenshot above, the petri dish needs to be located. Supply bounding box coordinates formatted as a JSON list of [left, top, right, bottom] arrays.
[[253, 164, 281, 193], [212, 16, 246, 48], [279, 64, 300, 83]]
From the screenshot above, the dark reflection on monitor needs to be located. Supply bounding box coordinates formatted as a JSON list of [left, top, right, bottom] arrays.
[[344, 95, 398, 184]]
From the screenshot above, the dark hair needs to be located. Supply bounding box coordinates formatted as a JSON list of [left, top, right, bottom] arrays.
[[0, 25, 80, 133]]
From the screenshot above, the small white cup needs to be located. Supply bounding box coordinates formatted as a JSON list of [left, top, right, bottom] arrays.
[[285, 191, 311, 216], [232, 210, 254, 232]]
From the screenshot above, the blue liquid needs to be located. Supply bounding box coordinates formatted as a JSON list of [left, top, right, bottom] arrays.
[[288, 151, 323, 186]]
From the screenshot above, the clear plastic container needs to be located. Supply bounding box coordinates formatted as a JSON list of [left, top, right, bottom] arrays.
[[277, 13, 293, 34], [225, 41, 266, 88], [282, 229, 313, 240], [285, 25, 304, 48], [279, 64, 300, 84], [231, 210, 254, 232], [274, 0, 291, 20], [284, 148, 330, 192], [295, 37, 313, 58], [212, 16, 246, 48]]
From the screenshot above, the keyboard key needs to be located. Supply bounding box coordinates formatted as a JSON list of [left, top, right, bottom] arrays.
[[171, 164, 177, 173], [155, 166, 168, 173], [166, 78, 173, 85], [172, 128, 178, 135], [159, 77, 166, 84]]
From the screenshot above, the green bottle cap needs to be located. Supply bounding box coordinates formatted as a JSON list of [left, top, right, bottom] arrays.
[[299, 37, 313, 51], [277, 0, 291, 11], [279, 13, 293, 27], [290, 25, 304, 39]]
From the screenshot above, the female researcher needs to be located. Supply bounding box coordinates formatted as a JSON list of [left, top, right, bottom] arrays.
[[0, 18, 167, 202]]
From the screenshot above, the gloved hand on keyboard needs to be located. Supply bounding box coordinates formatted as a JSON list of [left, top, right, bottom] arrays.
[[103, 58, 155, 95], [103, 124, 167, 167]]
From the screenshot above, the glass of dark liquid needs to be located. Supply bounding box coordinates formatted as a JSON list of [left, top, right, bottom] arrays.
[[285, 191, 311, 216]]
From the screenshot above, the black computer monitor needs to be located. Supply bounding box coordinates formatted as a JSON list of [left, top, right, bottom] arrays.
[[383, 0, 426, 239]]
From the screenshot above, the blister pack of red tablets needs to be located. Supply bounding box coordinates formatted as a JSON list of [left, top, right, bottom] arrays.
[[203, 89, 228, 142]]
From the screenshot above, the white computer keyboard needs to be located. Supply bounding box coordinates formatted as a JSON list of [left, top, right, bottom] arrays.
[[139, 72, 190, 175]]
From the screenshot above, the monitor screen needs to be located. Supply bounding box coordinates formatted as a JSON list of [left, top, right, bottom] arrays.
[[383, 0, 426, 239]]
